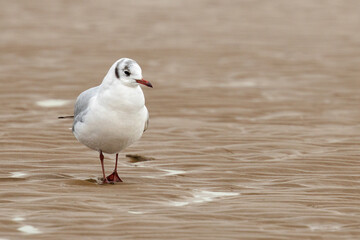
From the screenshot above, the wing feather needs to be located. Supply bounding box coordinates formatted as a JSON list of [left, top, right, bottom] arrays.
[[72, 86, 99, 131], [144, 107, 149, 132]]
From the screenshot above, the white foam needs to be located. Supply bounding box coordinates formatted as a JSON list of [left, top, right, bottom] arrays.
[[161, 169, 186, 176], [142, 175, 157, 179], [36, 99, 70, 107], [192, 190, 239, 203], [142, 169, 186, 179], [169, 190, 239, 207], [128, 211, 144, 214], [169, 201, 190, 207], [308, 224, 341, 231], [10, 172, 27, 178], [18, 225, 41, 234], [12, 217, 25, 222]]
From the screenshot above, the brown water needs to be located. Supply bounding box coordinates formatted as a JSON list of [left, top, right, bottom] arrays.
[[1, 0, 360, 239]]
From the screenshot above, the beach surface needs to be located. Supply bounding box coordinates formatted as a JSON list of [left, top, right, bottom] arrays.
[[0, 0, 360, 239]]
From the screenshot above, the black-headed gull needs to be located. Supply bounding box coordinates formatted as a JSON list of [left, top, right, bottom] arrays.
[[69, 58, 152, 183]]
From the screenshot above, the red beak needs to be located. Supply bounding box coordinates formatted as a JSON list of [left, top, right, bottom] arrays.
[[136, 79, 153, 88]]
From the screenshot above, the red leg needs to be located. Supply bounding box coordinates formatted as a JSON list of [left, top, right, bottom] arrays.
[[99, 151, 109, 184], [114, 153, 118, 171], [106, 153, 123, 182]]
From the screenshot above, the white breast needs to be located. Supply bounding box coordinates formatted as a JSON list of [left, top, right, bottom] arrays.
[[73, 83, 148, 154]]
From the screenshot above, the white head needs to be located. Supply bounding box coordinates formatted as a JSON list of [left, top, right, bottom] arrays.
[[112, 58, 153, 88]]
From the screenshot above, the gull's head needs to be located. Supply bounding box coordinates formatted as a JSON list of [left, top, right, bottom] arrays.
[[113, 58, 153, 88]]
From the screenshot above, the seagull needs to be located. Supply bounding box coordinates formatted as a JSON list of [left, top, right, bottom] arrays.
[[61, 58, 152, 184]]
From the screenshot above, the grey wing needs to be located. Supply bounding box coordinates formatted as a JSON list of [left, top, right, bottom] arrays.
[[72, 86, 99, 131], [144, 107, 149, 132]]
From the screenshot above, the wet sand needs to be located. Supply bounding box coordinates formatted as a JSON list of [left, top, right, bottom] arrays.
[[1, 0, 360, 239]]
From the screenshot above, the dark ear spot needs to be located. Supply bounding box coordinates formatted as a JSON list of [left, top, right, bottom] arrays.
[[115, 66, 120, 79]]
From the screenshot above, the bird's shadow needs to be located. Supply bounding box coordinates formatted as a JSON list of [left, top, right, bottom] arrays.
[[126, 154, 155, 163]]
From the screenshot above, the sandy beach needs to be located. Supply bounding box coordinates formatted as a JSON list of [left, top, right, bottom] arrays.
[[0, 0, 360, 239]]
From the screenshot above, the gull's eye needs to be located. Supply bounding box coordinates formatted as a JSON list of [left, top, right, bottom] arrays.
[[124, 70, 131, 77]]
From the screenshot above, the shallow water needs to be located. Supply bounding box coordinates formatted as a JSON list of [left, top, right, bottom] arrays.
[[1, 0, 360, 239]]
